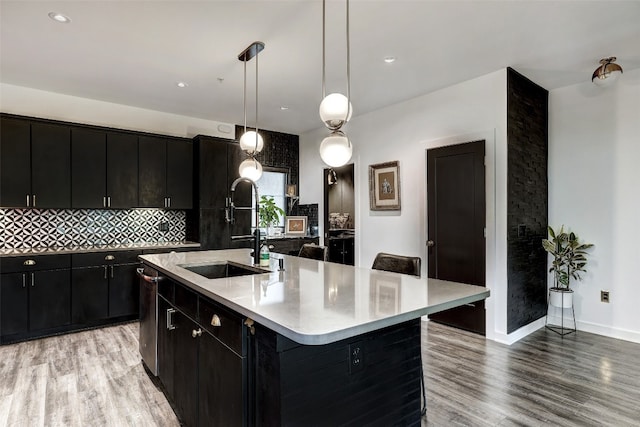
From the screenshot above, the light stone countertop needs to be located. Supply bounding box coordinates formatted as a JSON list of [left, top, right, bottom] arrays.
[[140, 248, 490, 345]]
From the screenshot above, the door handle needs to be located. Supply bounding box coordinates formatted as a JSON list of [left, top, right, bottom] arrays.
[[426, 240, 435, 247], [166, 308, 176, 330], [104, 266, 108, 279], [31, 272, 35, 287], [110, 265, 114, 279], [22, 274, 26, 288]]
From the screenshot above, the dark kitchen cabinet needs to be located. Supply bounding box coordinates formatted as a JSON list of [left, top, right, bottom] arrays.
[[71, 128, 139, 209], [156, 281, 246, 426], [139, 136, 192, 209], [31, 122, 71, 208], [191, 136, 248, 250], [0, 117, 31, 207], [71, 251, 141, 323], [328, 237, 354, 265], [0, 116, 71, 208], [0, 254, 71, 343], [71, 266, 109, 323]]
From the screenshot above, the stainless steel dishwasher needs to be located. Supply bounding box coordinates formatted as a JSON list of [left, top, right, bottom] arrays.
[[137, 265, 162, 376]]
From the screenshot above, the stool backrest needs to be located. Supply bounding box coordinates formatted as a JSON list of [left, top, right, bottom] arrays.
[[371, 252, 421, 277], [298, 243, 328, 261]]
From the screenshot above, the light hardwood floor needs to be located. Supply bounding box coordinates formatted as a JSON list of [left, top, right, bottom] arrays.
[[1, 321, 639, 426]]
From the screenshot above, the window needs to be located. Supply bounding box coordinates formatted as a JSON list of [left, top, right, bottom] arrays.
[[252, 169, 287, 228]]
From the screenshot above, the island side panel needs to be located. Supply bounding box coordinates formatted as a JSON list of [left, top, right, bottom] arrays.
[[253, 319, 423, 426]]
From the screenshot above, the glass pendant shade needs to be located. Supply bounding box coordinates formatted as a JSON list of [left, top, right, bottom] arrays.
[[592, 57, 623, 86], [319, 131, 352, 168], [319, 93, 353, 130], [238, 158, 263, 181], [239, 130, 264, 154]]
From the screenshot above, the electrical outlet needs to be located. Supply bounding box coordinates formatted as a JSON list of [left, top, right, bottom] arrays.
[[349, 341, 364, 374], [601, 290, 610, 303], [158, 222, 169, 232]]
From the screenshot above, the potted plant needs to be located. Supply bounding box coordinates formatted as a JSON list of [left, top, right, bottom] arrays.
[[258, 195, 285, 237], [542, 225, 594, 308]]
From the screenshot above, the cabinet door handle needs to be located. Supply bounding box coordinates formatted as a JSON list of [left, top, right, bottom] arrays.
[[104, 266, 108, 279], [166, 308, 176, 330], [110, 265, 114, 279], [210, 314, 221, 327], [103, 196, 107, 208], [192, 328, 202, 338], [107, 196, 111, 208], [23, 259, 36, 266], [26, 194, 30, 207], [22, 274, 26, 288], [31, 272, 35, 287], [32, 194, 36, 207], [168, 197, 171, 208]]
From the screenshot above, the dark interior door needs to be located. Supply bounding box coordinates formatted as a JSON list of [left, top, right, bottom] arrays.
[[427, 140, 486, 335]]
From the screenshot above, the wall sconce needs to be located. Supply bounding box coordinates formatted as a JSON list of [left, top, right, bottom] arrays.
[[592, 57, 623, 86]]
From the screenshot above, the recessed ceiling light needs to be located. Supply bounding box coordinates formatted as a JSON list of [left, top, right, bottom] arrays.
[[280, 106, 289, 111], [176, 82, 188, 88], [48, 12, 71, 23], [384, 56, 396, 64]]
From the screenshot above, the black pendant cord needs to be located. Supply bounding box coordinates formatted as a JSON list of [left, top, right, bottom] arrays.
[[322, 0, 326, 100], [254, 49, 259, 150], [345, 0, 351, 123], [243, 60, 247, 135]]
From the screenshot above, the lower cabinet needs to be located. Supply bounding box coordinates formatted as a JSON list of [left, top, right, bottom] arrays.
[[1, 267, 71, 341], [157, 283, 246, 427], [71, 251, 141, 324], [328, 237, 354, 265]]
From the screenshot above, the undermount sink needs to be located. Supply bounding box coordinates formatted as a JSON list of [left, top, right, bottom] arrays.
[[179, 261, 268, 279]]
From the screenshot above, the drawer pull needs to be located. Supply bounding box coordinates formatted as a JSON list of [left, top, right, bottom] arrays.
[[192, 328, 202, 338], [23, 259, 36, 266], [105, 255, 115, 261], [166, 308, 176, 330], [210, 314, 221, 327], [137, 268, 163, 283], [244, 318, 256, 335]]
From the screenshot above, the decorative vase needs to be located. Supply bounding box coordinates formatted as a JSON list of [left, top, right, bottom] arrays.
[[549, 287, 573, 308]]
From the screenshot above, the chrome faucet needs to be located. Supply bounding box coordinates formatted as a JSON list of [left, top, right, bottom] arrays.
[[227, 177, 261, 265]]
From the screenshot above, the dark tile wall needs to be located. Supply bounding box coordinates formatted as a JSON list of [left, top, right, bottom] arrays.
[[506, 68, 549, 333], [297, 203, 319, 236], [236, 125, 299, 189]]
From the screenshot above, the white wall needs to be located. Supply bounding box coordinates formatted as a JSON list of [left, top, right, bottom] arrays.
[[548, 68, 640, 343], [0, 83, 235, 139], [300, 69, 511, 342]]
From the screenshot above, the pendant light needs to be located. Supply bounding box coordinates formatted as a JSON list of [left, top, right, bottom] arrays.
[[238, 41, 265, 180], [592, 57, 623, 86], [319, 0, 353, 168]]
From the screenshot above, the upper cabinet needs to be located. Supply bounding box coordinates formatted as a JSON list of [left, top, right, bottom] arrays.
[[71, 128, 138, 208], [0, 117, 31, 207], [139, 136, 192, 209], [0, 117, 71, 209]]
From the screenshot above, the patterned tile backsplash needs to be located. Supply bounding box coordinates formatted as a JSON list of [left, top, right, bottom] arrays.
[[0, 208, 186, 249]]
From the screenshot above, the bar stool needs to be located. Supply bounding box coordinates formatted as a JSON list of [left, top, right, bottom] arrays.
[[298, 243, 328, 261], [371, 252, 425, 416]]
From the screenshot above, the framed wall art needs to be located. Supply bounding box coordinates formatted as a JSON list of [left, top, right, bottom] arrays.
[[285, 216, 307, 235], [368, 161, 401, 210]]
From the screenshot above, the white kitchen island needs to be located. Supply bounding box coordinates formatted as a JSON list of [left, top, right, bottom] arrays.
[[139, 249, 489, 426]]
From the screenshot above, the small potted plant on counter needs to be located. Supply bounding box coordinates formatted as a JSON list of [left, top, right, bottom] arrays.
[[259, 195, 285, 237], [542, 225, 594, 308]]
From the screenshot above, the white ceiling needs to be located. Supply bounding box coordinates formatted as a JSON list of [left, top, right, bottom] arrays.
[[1, 1, 639, 135]]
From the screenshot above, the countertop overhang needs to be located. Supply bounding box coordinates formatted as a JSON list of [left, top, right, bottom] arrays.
[[140, 249, 490, 345]]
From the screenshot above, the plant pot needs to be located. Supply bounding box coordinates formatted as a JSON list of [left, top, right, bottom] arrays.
[[549, 287, 573, 308]]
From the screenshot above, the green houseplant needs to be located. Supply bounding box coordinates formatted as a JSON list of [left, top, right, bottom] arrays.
[[258, 195, 285, 236], [542, 225, 593, 307]]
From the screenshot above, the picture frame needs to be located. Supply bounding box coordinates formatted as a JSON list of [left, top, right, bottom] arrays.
[[285, 216, 307, 235], [369, 161, 401, 210]]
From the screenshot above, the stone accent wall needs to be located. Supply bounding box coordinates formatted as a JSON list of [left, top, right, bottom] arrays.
[[506, 68, 549, 333]]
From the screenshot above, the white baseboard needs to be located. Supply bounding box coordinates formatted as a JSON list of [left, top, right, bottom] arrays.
[[575, 319, 640, 344], [492, 317, 546, 345]]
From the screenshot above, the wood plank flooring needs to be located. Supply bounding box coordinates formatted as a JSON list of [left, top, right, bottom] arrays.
[[1, 321, 639, 426]]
